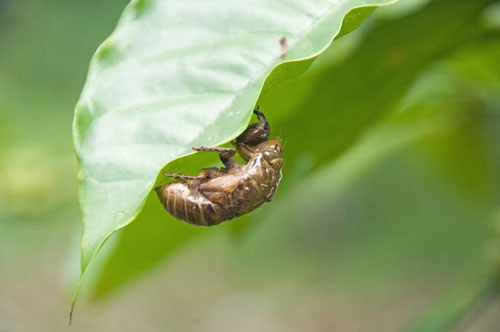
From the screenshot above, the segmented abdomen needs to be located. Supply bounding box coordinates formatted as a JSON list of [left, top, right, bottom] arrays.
[[156, 153, 281, 226], [230, 154, 280, 216], [156, 182, 230, 226]]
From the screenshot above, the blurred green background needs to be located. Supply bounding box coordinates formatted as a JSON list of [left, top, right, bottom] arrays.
[[1, 0, 500, 331]]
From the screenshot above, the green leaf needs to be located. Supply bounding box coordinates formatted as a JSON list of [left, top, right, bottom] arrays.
[[226, 0, 494, 237], [85, 0, 496, 300], [72, 0, 396, 317], [91, 80, 452, 299], [260, 0, 494, 174]]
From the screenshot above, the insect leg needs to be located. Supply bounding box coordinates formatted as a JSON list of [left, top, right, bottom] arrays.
[[253, 106, 267, 123], [192, 146, 235, 155], [198, 167, 223, 179], [235, 107, 270, 145], [163, 172, 203, 180], [192, 146, 239, 169]]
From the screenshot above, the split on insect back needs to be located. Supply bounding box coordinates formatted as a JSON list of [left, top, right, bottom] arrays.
[[156, 107, 284, 226]]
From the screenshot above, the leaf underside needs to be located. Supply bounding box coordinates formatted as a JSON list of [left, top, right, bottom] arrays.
[[71, 0, 396, 315]]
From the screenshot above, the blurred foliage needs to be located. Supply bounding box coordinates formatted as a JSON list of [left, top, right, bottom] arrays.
[[1, 0, 500, 331], [261, 0, 493, 171], [0, 145, 76, 215], [71, 0, 395, 310], [0, 0, 129, 152], [401, 279, 498, 332]]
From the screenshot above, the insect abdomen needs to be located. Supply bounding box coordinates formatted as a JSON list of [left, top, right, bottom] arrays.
[[156, 182, 232, 226], [236, 154, 280, 214]]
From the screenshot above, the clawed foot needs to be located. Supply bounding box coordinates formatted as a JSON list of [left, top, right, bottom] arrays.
[[253, 106, 266, 122]]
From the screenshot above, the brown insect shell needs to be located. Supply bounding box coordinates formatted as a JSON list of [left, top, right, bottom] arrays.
[[236, 138, 284, 169], [156, 138, 283, 226]]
